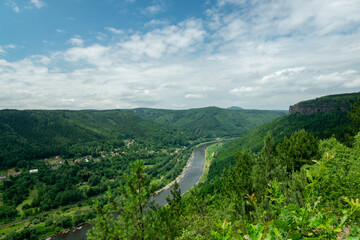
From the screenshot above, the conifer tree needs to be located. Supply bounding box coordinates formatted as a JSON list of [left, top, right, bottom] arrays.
[[88, 160, 157, 240]]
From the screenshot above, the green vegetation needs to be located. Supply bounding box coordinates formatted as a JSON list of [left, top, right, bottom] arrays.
[[293, 92, 360, 107], [207, 99, 357, 180], [0, 107, 284, 169], [86, 92, 360, 239], [0, 109, 189, 169], [89, 131, 360, 239], [2, 92, 360, 239], [135, 107, 286, 138]]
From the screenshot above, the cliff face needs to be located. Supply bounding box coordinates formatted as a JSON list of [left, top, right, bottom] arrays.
[[289, 103, 351, 115], [289, 92, 360, 115]]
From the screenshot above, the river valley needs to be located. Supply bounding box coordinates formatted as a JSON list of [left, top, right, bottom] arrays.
[[49, 143, 212, 240]]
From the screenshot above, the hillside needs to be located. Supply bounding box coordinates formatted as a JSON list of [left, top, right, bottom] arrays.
[[134, 107, 287, 138], [207, 92, 359, 180], [0, 110, 183, 169], [0, 107, 286, 169], [289, 92, 360, 114]]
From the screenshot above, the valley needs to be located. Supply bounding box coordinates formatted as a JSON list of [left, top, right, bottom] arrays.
[[1, 92, 360, 239]]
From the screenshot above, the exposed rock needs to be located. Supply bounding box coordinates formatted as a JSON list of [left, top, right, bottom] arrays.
[[289, 92, 360, 115], [289, 103, 350, 115]]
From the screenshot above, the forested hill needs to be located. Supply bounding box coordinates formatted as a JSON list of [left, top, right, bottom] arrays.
[[134, 107, 287, 138], [289, 92, 360, 114], [0, 109, 184, 169], [207, 92, 359, 180], [0, 107, 285, 169]]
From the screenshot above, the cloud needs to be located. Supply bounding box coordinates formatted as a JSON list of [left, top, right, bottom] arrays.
[[30, 0, 45, 9], [6, 0, 20, 12], [1, 0, 360, 110], [63, 44, 110, 66], [13, 5, 20, 12], [217, 0, 246, 7], [142, 4, 163, 15], [260, 67, 306, 84], [0, 44, 17, 55], [0, 47, 6, 55], [120, 19, 205, 59], [316, 70, 360, 88], [230, 87, 254, 95], [68, 37, 84, 47], [105, 27, 123, 34], [185, 94, 205, 99], [145, 19, 170, 27]]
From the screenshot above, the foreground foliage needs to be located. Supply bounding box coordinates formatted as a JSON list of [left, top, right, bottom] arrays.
[[90, 131, 360, 239]]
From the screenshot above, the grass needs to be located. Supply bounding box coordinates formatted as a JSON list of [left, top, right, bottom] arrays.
[[16, 186, 38, 214], [198, 143, 224, 185]]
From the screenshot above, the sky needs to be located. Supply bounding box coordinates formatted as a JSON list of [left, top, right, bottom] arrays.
[[1, 0, 360, 110]]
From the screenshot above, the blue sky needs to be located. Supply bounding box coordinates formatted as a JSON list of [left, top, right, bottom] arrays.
[[1, 0, 360, 110]]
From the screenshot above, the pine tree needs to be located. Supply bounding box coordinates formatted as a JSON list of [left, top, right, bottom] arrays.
[[88, 160, 157, 240]]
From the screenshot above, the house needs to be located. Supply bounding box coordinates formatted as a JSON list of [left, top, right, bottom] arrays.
[[55, 155, 61, 159], [0, 175, 7, 181], [29, 169, 38, 174], [75, 158, 82, 163]]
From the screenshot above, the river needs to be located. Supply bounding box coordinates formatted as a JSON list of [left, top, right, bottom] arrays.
[[48, 143, 212, 240]]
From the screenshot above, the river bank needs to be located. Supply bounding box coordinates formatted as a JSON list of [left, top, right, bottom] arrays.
[[48, 142, 214, 240]]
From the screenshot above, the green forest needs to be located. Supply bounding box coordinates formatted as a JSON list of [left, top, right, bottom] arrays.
[[1, 92, 360, 239]]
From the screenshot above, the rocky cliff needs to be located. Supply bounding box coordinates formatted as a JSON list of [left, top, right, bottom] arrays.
[[289, 92, 360, 115]]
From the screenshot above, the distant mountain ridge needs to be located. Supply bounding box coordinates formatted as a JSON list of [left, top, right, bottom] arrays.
[[0, 107, 286, 169], [134, 106, 287, 138]]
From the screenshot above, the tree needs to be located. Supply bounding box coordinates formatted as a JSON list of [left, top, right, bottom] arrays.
[[221, 152, 253, 219], [88, 160, 157, 240], [276, 129, 319, 171], [348, 97, 360, 132]]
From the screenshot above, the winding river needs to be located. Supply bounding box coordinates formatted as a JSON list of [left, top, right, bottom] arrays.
[[49, 143, 212, 240]]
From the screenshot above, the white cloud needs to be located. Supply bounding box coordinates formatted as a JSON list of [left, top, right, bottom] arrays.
[[120, 19, 205, 59], [261, 67, 306, 84], [217, 0, 246, 7], [6, 1, 20, 12], [145, 19, 170, 27], [0, 44, 17, 55], [142, 4, 163, 15], [1, 0, 360, 110], [68, 37, 84, 47], [0, 47, 6, 55], [230, 87, 254, 95], [30, 0, 45, 9], [185, 94, 205, 99], [63, 44, 110, 67], [13, 5, 20, 12], [316, 70, 360, 88], [105, 27, 123, 34]]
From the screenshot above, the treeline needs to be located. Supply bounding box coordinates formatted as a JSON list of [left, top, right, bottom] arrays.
[[135, 107, 286, 138]]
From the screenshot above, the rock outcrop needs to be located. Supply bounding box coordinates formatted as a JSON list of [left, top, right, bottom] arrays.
[[289, 103, 350, 115], [289, 92, 360, 115]]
